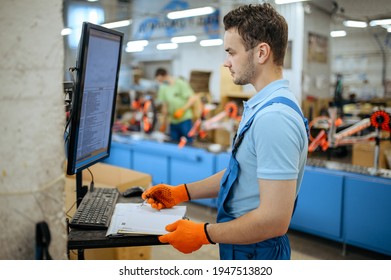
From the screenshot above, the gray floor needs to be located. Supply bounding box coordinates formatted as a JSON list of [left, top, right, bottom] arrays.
[[150, 201, 390, 260]]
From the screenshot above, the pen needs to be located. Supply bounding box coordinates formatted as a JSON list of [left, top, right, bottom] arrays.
[[140, 197, 149, 207]]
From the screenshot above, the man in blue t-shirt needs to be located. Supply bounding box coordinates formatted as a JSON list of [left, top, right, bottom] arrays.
[[142, 3, 308, 260]]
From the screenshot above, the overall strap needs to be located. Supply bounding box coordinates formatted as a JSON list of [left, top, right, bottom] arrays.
[[232, 96, 309, 153]]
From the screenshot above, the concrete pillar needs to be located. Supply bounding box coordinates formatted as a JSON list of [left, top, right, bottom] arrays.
[[0, 0, 66, 259]]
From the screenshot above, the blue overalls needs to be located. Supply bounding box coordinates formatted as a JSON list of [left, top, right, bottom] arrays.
[[217, 96, 309, 260]]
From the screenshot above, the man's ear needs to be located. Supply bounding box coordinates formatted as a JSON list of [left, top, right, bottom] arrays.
[[257, 43, 271, 64]]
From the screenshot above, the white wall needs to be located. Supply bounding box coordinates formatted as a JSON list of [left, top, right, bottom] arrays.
[[330, 28, 391, 99], [302, 4, 332, 99], [172, 43, 226, 101], [277, 3, 305, 104], [0, 0, 66, 259]]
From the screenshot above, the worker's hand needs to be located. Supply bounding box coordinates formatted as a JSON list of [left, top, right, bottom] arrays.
[[173, 108, 185, 119], [159, 220, 213, 254], [142, 183, 190, 210]]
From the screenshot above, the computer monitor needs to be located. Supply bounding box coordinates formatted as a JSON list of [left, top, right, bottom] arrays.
[[66, 22, 123, 177]]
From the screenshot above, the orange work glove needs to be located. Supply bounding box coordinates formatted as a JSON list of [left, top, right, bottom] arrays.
[[173, 108, 185, 119], [159, 220, 214, 254], [159, 123, 167, 133], [142, 183, 190, 210]]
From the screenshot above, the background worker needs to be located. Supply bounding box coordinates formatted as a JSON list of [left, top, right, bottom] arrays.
[[143, 3, 308, 260], [155, 68, 197, 144]]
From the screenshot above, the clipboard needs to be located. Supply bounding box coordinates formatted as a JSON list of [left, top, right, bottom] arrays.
[[106, 203, 187, 237]]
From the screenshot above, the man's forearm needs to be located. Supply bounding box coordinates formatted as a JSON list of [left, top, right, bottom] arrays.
[[206, 179, 296, 244], [206, 208, 285, 245], [186, 169, 225, 200], [182, 95, 198, 111]]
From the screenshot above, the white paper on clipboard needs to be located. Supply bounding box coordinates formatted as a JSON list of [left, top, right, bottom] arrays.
[[106, 203, 187, 237]]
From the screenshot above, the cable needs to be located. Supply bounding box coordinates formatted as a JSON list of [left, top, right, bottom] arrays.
[[86, 167, 95, 191], [66, 167, 94, 216], [86, 167, 94, 184], [65, 200, 77, 219]]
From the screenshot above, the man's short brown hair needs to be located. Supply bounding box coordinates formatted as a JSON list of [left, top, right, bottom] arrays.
[[155, 68, 168, 77], [223, 3, 288, 66]]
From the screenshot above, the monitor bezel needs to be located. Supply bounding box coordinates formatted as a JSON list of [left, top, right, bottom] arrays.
[[66, 22, 123, 175]]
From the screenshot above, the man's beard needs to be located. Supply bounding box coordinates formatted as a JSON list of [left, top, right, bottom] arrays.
[[233, 53, 255, 85]]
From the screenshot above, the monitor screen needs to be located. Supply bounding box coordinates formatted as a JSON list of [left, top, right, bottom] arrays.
[[66, 22, 123, 175]]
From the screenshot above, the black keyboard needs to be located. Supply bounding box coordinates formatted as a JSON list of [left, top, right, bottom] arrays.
[[69, 187, 119, 230]]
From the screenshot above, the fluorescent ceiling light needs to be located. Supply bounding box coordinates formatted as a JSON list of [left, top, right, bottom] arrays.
[[127, 40, 149, 47], [167, 7, 215, 19], [330, 30, 347, 37], [369, 18, 391, 26], [125, 40, 148, 53], [381, 24, 391, 32], [275, 0, 309, 4], [61, 28, 72, 36], [88, 10, 100, 24], [156, 43, 178, 50], [101, 19, 132, 29], [125, 45, 144, 53], [343, 20, 367, 28], [200, 39, 223, 47], [171, 35, 197, 43]]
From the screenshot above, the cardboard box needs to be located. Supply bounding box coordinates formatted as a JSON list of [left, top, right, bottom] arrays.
[[212, 128, 233, 148], [69, 246, 150, 260], [189, 70, 211, 93], [66, 162, 151, 193], [352, 141, 391, 169], [220, 65, 242, 96]]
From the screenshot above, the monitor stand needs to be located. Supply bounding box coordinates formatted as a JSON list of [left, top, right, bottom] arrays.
[[76, 171, 88, 208]]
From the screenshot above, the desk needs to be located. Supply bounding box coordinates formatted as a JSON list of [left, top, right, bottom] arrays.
[[68, 229, 160, 250], [67, 196, 162, 258], [65, 163, 161, 260]]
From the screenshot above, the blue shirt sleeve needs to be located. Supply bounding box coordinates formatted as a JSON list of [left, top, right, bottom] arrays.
[[251, 104, 305, 180]]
